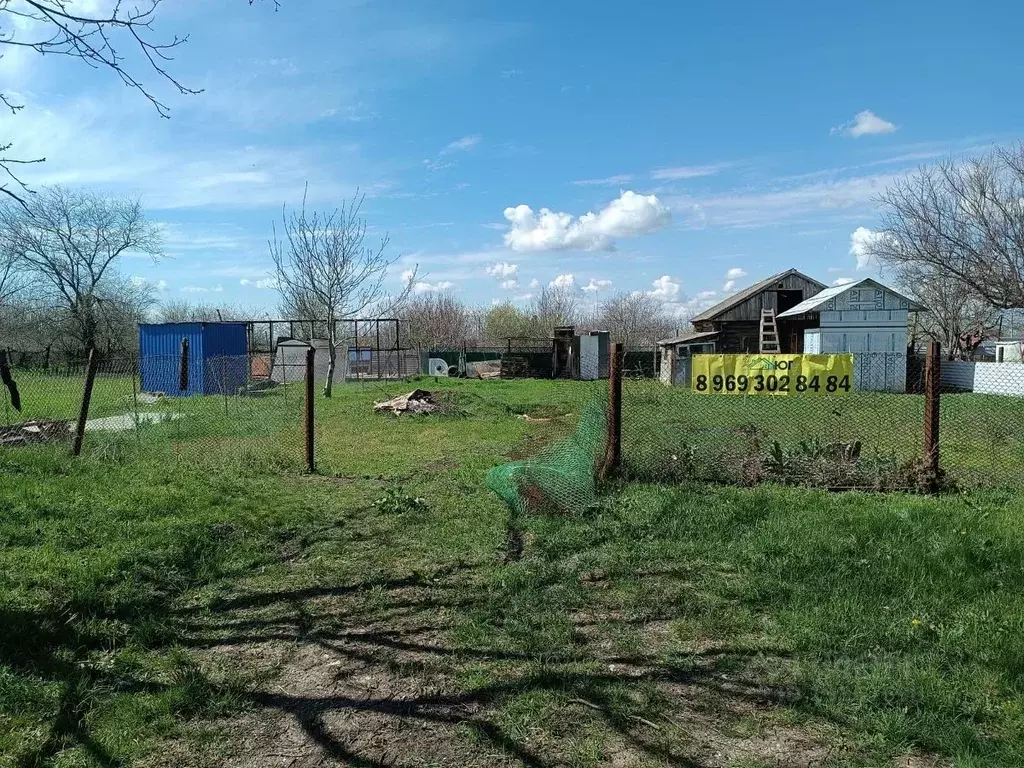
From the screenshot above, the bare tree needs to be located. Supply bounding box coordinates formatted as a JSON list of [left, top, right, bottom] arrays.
[[597, 290, 675, 347], [270, 189, 412, 396], [155, 299, 268, 323], [894, 263, 998, 359], [0, 0, 277, 204], [532, 285, 578, 330], [399, 293, 471, 349], [1, 186, 163, 352], [870, 144, 1024, 309]]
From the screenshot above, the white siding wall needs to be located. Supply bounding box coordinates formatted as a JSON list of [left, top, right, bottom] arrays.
[[942, 361, 1024, 397], [803, 329, 821, 353]]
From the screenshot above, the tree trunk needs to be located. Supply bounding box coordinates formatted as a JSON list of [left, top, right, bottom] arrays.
[[323, 334, 336, 398]]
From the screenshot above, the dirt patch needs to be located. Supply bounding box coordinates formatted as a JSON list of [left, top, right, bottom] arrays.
[[157, 562, 843, 768]]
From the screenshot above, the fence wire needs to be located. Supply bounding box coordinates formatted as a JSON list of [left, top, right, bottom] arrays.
[[622, 352, 1024, 491]]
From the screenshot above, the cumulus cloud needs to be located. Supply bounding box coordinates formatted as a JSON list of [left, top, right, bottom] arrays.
[[581, 278, 612, 293], [528, 278, 540, 289], [832, 110, 897, 138], [549, 273, 575, 290], [849, 226, 887, 270], [486, 262, 519, 279], [502, 190, 671, 252], [649, 275, 681, 301], [722, 280, 736, 292], [725, 267, 747, 280], [413, 280, 455, 293], [500, 279, 518, 290], [181, 285, 224, 294], [832, 277, 855, 286], [240, 277, 278, 289]]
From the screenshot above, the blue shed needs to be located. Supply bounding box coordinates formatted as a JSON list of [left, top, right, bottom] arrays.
[[139, 322, 249, 396]]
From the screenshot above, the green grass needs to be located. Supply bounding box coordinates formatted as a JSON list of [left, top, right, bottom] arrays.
[[2, 377, 1024, 766]]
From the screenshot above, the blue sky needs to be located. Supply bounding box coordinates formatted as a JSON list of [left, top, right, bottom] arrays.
[[3, 0, 1021, 318]]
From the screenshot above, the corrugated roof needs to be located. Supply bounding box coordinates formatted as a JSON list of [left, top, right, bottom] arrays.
[[776, 278, 925, 317], [690, 268, 826, 322], [657, 330, 721, 346]]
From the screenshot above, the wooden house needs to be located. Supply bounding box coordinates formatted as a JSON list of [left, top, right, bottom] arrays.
[[657, 268, 825, 384]]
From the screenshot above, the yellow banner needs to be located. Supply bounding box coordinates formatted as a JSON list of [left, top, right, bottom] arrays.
[[691, 354, 854, 395]]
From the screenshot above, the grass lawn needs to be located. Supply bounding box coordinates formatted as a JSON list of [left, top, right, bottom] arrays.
[[2, 378, 1024, 766]]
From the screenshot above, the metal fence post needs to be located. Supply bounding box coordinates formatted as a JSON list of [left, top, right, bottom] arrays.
[[72, 349, 99, 457], [923, 340, 941, 492], [179, 337, 189, 393], [600, 342, 624, 481], [305, 346, 316, 473]]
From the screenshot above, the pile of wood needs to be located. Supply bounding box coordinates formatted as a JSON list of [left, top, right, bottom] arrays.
[[373, 389, 441, 415], [0, 420, 70, 446]]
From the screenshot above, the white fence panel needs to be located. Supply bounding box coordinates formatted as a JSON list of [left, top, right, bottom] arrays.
[[943, 361, 1024, 396]]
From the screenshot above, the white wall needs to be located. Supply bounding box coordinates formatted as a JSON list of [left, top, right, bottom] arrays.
[[942, 361, 1024, 397], [996, 342, 1024, 363]]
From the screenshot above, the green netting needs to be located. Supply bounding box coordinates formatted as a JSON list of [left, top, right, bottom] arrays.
[[486, 396, 608, 516]]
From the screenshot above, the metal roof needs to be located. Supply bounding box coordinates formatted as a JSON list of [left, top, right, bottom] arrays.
[[776, 278, 925, 317], [657, 330, 721, 346], [690, 268, 826, 322]]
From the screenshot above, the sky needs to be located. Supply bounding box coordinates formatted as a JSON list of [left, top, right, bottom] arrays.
[[2, 0, 1022, 320]]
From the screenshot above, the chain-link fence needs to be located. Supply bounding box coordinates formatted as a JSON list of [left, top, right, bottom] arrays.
[[621, 349, 1024, 491], [1, 352, 308, 468]]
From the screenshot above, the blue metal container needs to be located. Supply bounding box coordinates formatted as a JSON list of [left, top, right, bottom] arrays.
[[138, 322, 248, 396]]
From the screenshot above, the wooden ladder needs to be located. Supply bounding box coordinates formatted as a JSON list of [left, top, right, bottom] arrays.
[[759, 308, 781, 354]]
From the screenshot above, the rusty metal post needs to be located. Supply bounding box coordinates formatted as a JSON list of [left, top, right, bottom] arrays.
[[304, 346, 316, 473], [179, 337, 189, 392], [72, 349, 99, 457], [600, 343, 624, 481], [923, 340, 941, 492]]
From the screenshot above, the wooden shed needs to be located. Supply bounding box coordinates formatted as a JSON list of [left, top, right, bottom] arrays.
[[689, 268, 826, 353]]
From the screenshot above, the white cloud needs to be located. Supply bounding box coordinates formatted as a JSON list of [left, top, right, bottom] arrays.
[[513, 293, 533, 301], [581, 278, 612, 293], [503, 190, 671, 252], [440, 134, 482, 155], [725, 267, 747, 280], [722, 280, 736, 292], [131, 276, 168, 292], [832, 110, 897, 139], [850, 226, 887, 270], [529, 278, 540, 289], [832, 277, 856, 286], [486, 262, 519, 279], [651, 163, 731, 180], [572, 174, 634, 186], [413, 280, 456, 293], [240, 278, 278, 289], [649, 275, 681, 301], [668, 172, 895, 229], [181, 285, 224, 294], [549, 273, 575, 290], [500, 279, 518, 290]]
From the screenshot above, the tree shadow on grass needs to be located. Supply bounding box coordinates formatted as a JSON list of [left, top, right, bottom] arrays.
[[179, 560, 805, 768]]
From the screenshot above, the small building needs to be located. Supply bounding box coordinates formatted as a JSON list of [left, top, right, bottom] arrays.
[[776, 278, 924, 392], [995, 339, 1024, 363], [139, 322, 248, 396], [658, 269, 826, 384]]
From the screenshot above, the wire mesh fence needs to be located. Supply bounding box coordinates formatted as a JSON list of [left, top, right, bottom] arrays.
[[621, 350, 1024, 490], [1, 353, 307, 468], [4, 343, 1024, 494]]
